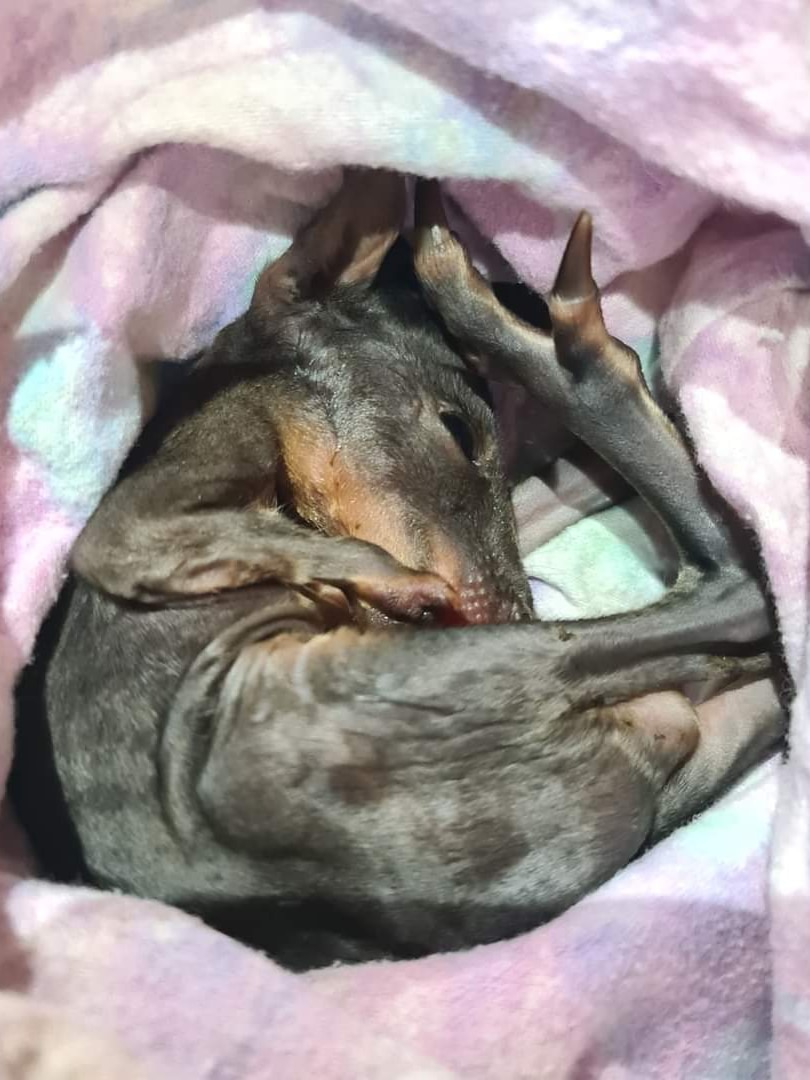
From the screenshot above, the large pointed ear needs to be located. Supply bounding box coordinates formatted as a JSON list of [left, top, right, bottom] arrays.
[[249, 168, 406, 321]]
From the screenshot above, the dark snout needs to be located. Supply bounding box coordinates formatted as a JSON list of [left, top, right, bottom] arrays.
[[425, 528, 534, 625], [455, 569, 533, 625], [397, 455, 534, 626], [322, 392, 534, 626]]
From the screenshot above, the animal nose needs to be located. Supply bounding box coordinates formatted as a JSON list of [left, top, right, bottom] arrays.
[[455, 574, 526, 625]]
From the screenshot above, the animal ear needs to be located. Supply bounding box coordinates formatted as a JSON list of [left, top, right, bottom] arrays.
[[250, 168, 406, 320]]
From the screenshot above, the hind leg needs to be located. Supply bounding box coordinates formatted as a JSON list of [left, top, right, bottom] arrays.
[[412, 182, 770, 653]]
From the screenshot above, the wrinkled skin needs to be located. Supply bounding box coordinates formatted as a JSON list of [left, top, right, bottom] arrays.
[[11, 171, 783, 971]]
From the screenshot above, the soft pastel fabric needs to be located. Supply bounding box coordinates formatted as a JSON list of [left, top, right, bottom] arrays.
[[1, 1, 809, 1076]]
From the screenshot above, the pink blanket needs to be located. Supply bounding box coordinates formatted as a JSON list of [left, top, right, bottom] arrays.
[[2, 1, 809, 1076]]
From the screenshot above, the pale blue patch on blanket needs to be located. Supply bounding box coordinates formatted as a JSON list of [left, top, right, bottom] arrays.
[[780, 992, 810, 1039], [632, 334, 660, 388], [8, 329, 145, 520], [524, 334, 668, 620], [525, 497, 670, 620], [663, 760, 778, 868]]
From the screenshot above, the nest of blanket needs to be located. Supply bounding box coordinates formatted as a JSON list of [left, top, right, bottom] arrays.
[[1, 1, 808, 1077]]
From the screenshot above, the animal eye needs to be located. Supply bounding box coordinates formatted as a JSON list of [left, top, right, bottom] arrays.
[[440, 411, 477, 464]]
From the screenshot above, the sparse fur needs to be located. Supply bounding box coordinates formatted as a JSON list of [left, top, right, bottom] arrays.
[[11, 171, 783, 971]]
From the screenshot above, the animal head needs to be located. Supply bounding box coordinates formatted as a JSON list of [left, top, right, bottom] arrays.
[[215, 171, 532, 624]]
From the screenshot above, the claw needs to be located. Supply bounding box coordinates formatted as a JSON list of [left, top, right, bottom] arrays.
[[552, 211, 597, 304], [411, 178, 475, 318], [414, 178, 450, 238]]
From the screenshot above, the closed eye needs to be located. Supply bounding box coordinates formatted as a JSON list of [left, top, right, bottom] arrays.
[[439, 411, 477, 464]]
